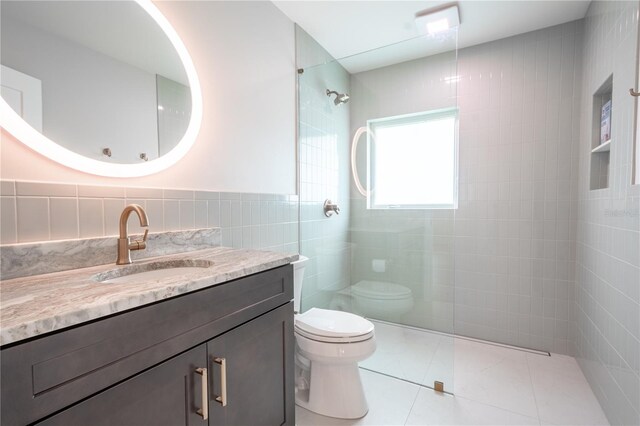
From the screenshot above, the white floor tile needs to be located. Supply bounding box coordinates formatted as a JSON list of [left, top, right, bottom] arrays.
[[362, 322, 442, 385], [452, 340, 539, 418], [297, 324, 610, 426], [422, 335, 455, 392], [296, 369, 420, 426], [527, 354, 609, 425], [405, 388, 540, 425], [525, 352, 586, 382]]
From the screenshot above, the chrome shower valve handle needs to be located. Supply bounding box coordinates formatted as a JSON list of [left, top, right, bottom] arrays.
[[324, 199, 340, 217]]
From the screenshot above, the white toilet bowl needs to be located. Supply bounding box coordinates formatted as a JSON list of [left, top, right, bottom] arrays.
[[295, 308, 376, 419], [332, 280, 414, 322], [352, 280, 414, 321], [293, 257, 376, 420]]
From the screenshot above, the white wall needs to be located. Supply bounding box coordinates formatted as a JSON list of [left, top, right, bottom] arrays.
[[2, 18, 159, 163], [0, 1, 296, 195]]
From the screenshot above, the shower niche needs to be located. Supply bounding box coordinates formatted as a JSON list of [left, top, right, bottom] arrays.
[[590, 75, 613, 190]]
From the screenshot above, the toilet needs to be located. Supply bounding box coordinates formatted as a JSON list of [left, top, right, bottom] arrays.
[[351, 280, 414, 321], [293, 256, 376, 419], [330, 280, 414, 322]]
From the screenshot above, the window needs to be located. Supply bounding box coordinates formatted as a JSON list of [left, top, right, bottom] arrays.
[[367, 108, 458, 209]]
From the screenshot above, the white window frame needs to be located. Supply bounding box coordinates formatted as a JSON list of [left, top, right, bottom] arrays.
[[366, 108, 459, 210]]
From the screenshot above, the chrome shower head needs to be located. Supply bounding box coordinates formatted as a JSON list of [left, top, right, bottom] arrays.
[[326, 89, 350, 106]]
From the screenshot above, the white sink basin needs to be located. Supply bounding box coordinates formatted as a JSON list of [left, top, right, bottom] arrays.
[[93, 259, 214, 284]]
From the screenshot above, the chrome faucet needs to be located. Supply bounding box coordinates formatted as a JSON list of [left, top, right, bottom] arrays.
[[116, 204, 149, 265]]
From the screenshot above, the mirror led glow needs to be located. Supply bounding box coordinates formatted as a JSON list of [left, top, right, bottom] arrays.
[[0, 0, 202, 177]]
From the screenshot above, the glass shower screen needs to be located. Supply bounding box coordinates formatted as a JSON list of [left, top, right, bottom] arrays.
[[296, 23, 459, 393]]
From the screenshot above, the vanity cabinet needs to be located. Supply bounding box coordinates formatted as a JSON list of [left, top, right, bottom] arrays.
[[207, 305, 292, 426], [38, 345, 209, 426], [1, 265, 294, 426]]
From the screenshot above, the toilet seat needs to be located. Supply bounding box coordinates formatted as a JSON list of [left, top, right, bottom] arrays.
[[295, 308, 374, 343], [351, 280, 413, 300], [295, 327, 374, 343]]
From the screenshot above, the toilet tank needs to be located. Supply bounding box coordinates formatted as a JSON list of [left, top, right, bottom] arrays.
[[292, 255, 309, 313]]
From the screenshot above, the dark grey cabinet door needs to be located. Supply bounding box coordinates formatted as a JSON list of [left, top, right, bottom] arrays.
[[37, 345, 209, 426], [208, 302, 295, 426]]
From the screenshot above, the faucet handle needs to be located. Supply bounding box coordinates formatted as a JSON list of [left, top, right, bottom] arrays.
[[128, 228, 149, 251], [130, 240, 146, 250], [323, 199, 340, 217]]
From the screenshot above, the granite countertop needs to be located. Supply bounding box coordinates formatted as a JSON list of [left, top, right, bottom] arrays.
[[0, 247, 297, 346]]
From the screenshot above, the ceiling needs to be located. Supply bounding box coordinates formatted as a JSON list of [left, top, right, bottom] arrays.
[[273, 1, 591, 73], [1, 1, 188, 85]]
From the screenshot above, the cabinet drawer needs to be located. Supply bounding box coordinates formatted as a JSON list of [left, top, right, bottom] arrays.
[[37, 345, 208, 426], [1, 265, 292, 426]]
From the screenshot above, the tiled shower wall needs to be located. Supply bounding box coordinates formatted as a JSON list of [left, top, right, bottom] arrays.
[[575, 2, 640, 425], [296, 27, 352, 311], [349, 21, 583, 354], [348, 46, 458, 333], [0, 180, 298, 254], [454, 21, 583, 355]]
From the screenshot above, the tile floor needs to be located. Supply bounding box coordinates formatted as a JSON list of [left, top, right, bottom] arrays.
[[296, 322, 609, 426]]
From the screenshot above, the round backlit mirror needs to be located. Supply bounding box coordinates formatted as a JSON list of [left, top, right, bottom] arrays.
[[0, 0, 202, 177]]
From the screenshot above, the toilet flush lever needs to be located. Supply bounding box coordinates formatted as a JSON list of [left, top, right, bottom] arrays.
[[324, 199, 340, 217]]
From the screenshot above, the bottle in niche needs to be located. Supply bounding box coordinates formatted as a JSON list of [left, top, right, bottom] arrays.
[[600, 99, 611, 144]]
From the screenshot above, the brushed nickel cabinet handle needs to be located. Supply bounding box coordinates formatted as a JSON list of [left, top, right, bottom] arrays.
[[631, 88, 640, 97], [213, 357, 228, 407], [195, 367, 208, 420]]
